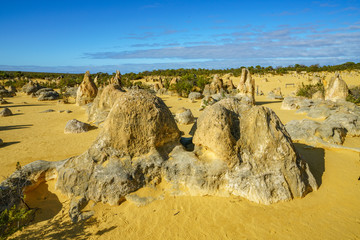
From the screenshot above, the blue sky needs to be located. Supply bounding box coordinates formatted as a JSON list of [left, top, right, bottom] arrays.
[[0, 0, 359, 73]]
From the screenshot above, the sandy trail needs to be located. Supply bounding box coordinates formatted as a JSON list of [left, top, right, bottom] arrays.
[[1, 71, 359, 239]]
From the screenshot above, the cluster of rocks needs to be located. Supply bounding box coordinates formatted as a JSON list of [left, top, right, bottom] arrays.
[[0, 85, 16, 98], [200, 68, 256, 110], [283, 97, 360, 147], [33, 88, 60, 101], [282, 74, 359, 149], [22, 81, 43, 95], [1, 89, 317, 222]]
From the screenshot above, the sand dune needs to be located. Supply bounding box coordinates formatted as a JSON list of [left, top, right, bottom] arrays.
[[1, 72, 360, 239]]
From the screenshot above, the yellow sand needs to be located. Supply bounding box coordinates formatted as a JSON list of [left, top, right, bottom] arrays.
[[2, 71, 360, 239]]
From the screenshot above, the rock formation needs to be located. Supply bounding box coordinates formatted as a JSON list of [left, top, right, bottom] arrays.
[[1, 91, 318, 217], [209, 74, 223, 94], [283, 96, 360, 148], [76, 71, 98, 106], [236, 68, 255, 104], [34, 88, 60, 101], [166, 98, 317, 203], [87, 84, 124, 124], [110, 70, 122, 86], [325, 73, 349, 101], [22, 81, 43, 95]]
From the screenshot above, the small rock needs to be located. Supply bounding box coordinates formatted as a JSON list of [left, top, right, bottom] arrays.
[[175, 108, 195, 125], [40, 109, 55, 113], [0, 107, 13, 117], [64, 119, 92, 133], [0, 139, 3, 146]]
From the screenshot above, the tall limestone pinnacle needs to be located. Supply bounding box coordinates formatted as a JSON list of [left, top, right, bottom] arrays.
[[76, 71, 98, 106], [111, 70, 122, 86], [237, 68, 255, 104]]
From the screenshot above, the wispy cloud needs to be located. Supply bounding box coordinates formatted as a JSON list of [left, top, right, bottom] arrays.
[[84, 23, 360, 67], [141, 3, 162, 9]]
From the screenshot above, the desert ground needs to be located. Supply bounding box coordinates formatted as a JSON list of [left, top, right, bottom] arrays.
[[1, 71, 360, 239]]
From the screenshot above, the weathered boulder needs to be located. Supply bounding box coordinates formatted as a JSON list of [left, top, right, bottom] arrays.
[[166, 98, 317, 204], [87, 84, 124, 124], [188, 92, 202, 100], [236, 68, 255, 104], [0, 107, 12, 117], [175, 108, 195, 125], [325, 73, 349, 101], [76, 71, 98, 106], [64, 119, 92, 134], [35, 88, 60, 101], [64, 87, 78, 98], [0, 138, 3, 146], [22, 81, 43, 95], [56, 90, 181, 205]]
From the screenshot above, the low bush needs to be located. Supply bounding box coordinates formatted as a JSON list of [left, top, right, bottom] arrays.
[[296, 83, 324, 98]]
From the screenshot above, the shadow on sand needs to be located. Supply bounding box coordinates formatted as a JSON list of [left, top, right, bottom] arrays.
[[255, 100, 282, 106], [0, 141, 20, 148], [0, 124, 33, 131], [12, 182, 117, 239], [294, 143, 325, 187]]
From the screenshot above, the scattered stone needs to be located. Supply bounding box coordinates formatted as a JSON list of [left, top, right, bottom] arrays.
[[40, 109, 55, 113], [188, 92, 202, 100], [76, 71, 98, 106], [0, 107, 13, 117], [64, 119, 92, 134], [175, 108, 195, 125]]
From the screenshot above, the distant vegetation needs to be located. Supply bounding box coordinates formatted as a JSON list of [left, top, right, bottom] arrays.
[[1, 62, 359, 83]]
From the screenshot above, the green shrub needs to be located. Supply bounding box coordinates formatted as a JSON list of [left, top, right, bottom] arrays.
[[346, 86, 360, 104], [296, 83, 324, 98]]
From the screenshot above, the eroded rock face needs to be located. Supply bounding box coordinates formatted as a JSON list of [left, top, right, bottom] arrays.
[[166, 98, 317, 204], [325, 73, 349, 101], [87, 84, 124, 124], [2, 91, 318, 211], [76, 71, 98, 106], [56, 90, 181, 205], [236, 68, 255, 104]]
